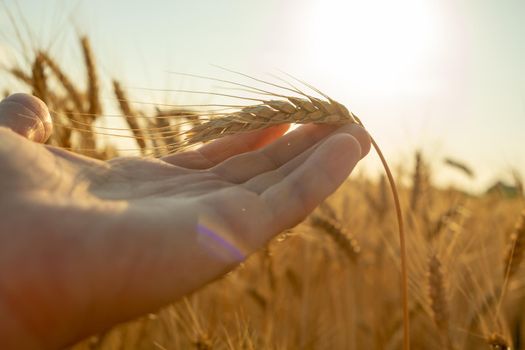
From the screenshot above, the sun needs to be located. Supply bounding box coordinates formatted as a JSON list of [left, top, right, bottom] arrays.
[[299, 0, 442, 95]]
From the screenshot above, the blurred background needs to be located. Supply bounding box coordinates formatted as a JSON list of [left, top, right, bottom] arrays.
[[1, 0, 524, 192]]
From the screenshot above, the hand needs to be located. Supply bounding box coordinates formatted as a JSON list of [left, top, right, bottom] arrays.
[[0, 94, 370, 350]]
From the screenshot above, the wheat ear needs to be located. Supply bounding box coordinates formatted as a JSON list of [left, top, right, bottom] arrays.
[[39, 51, 84, 112], [427, 253, 454, 349], [31, 53, 47, 103], [185, 97, 353, 146], [410, 151, 423, 211], [359, 118, 410, 350], [112, 80, 147, 153], [80, 36, 101, 118], [428, 253, 448, 329], [310, 215, 360, 263], [10, 68, 33, 86]]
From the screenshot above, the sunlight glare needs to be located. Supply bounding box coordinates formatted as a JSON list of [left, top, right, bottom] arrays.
[[302, 0, 442, 95]]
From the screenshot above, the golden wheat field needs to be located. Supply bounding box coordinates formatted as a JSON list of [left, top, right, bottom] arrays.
[[2, 33, 524, 350], [2, 1, 525, 349]]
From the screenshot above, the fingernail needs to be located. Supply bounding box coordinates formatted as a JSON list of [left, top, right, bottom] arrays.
[[0, 93, 53, 143]]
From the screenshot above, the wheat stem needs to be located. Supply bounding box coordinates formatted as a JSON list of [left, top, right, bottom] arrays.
[[369, 135, 410, 350]]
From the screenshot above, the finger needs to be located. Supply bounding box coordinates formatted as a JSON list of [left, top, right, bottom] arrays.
[[262, 123, 370, 165], [261, 133, 362, 232], [161, 124, 289, 169], [212, 123, 369, 183], [0, 94, 52, 143], [240, 131, 358, 193]]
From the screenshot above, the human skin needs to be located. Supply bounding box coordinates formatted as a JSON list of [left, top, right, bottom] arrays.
[[0, 94, 370, 350]]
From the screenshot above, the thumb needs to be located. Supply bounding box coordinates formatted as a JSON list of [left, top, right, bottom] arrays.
[[0, 93, 53, 143]]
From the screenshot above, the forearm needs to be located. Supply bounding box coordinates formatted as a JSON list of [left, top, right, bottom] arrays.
[[0, 195, 126, 350]]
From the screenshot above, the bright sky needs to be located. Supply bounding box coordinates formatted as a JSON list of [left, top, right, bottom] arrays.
[[1, 0, 524, 192]]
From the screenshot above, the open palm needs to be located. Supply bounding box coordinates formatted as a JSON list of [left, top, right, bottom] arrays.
[[0, 94, 370, 350]]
